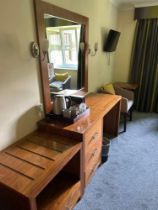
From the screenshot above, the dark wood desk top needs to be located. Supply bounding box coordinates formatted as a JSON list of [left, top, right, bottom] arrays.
[[39, 93, 121, 139], [114, 82, 138, 91], [0, 131, 81, 198]]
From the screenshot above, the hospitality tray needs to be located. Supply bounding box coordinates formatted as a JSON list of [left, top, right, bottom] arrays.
[[46, 107, 90, 123]]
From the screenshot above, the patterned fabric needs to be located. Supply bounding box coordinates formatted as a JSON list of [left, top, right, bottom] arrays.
[[130, 19, 158, 112]]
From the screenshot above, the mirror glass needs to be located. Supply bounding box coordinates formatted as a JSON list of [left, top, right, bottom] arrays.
[[34, 0, 88, 113], [44, 14, 81, 93]]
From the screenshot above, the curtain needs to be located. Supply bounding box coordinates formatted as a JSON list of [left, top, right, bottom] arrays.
[[130, 19, 158, 112], [77, 25, 85, 89]]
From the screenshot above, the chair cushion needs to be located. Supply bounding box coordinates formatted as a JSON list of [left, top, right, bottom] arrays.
[[100, 83, 115, 95], [50, 81, 63, 91], [121, 98, 134, 113], [54, 72, 68, 82], [127, 100, 134, 111]]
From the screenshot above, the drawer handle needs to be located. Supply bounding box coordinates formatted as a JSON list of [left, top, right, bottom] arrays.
[[92, 148, 98, 157], [91, 132, 99, 141], [88, 149, 98, 163], [88, 162, 99, 181]]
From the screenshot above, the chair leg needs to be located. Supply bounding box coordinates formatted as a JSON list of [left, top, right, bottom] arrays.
[[129, 107, 133, 121], [123, 113, 127, 132]]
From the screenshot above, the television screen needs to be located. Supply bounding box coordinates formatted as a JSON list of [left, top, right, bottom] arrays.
[[103, 29, 120, 52]]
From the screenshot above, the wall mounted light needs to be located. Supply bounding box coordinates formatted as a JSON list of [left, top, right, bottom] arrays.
[[31, 39, 49, 60], [31, 41, 39, 58], [79, 42, 98, 56], [88, 42, 98, 56]]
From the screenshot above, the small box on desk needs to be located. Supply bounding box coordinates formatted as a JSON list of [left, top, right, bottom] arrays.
[[70, 89, 89, 105], [70, 95, 85, 105]]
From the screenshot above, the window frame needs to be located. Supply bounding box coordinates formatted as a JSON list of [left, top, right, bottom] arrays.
[[46, 25, 81, 70]]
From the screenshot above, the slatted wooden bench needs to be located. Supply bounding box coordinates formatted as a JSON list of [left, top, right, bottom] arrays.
[[0, 130, 81, 210]]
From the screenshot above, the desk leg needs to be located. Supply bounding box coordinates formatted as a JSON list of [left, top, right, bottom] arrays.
[[103, 101, 121, 137]]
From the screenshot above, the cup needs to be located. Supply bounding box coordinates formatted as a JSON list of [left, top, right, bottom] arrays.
[[62, 109, 71, 118], [70, 106, 79, 117], [79, 103, 87, 113]]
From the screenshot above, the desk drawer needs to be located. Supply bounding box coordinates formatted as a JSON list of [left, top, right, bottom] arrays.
[[64, 181, 81, 210], [84, 119, 102, 151], [85, 138, 102, 165], [85, 149, 101, 184]]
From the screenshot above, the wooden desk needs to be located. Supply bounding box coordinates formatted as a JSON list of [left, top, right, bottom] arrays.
[[40, 94, 121, 138], [39, 93, 121, 187], [0, 94, 121, 210], [0, 131, 81, 210]]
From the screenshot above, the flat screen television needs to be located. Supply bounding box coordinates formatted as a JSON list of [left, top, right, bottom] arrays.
[[103, 29, 120, 52]]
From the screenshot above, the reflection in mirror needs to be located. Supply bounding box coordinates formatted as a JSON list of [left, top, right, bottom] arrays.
[[44, 14, 81, 92], [33, 0, 88, 113]]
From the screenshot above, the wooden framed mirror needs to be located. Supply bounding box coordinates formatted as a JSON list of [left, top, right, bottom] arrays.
[[33, 0, 89, 113]]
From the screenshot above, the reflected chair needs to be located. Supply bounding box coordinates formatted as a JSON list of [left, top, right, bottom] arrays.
[[49, 73, 71, 92]]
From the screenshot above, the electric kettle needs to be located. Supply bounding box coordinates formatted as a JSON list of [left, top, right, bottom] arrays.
[[53, 95, 71, 115]]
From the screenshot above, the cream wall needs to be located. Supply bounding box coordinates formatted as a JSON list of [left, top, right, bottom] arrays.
[[113, 8, 136, 82], [0, 0, 42, 150], [0, 0, 118, 150]]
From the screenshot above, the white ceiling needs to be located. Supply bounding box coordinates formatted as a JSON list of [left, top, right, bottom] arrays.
[[111, 0, 158, 8]]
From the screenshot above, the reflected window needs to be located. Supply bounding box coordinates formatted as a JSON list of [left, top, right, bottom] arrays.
[[46, 25, 81, 70]]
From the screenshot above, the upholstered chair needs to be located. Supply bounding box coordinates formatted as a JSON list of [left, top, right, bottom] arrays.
[[49, 73, 71, 92], [113, 84, 134, 132], [99, 83, 134, 132]]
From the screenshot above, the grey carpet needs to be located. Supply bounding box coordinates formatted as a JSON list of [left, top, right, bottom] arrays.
[[75, 112, 158, 210]]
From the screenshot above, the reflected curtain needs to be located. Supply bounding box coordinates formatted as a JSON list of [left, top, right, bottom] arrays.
[[130, 18, 158, 112], [77, 25, 85, 89]]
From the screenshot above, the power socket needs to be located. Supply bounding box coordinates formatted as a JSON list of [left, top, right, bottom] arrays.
[[36, 104, 44, 113]]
